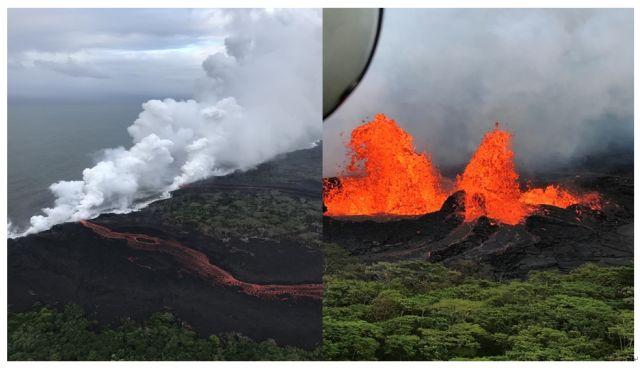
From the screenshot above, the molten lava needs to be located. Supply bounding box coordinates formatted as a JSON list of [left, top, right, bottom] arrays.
[[456, 123, 526, 224], [324, 114, 447, 216], [324, 115, 601, 225], [521, 185, 579, 208], [521, 186, 601, 210], [80, 220, 322, 301]]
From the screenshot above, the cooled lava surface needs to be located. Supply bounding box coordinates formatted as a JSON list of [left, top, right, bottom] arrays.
[[8, 145, 323, 349]]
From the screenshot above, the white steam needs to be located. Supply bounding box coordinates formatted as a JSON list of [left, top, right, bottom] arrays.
[[324, 9, 633, 176], [15, 9, 321, 237]]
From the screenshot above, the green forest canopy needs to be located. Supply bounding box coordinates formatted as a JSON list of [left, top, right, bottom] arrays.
[[322, 251, 633, 361]]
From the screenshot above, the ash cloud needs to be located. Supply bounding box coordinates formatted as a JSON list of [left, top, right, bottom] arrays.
[[15, 9, 321, 237], [324, 9, 633, 177]]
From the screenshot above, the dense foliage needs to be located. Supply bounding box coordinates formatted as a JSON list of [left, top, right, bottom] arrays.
[[8, 305, 320, 361], [151, 190, 321, 243], [322, 245, 634, 361]]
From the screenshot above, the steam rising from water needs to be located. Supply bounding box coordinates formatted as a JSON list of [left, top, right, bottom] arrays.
[[14, 9, 321, 237]]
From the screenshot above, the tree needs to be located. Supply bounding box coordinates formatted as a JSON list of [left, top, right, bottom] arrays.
[[506, 325, 612, 360], [418, 323, 487, 360], [368, 290, 406, 321], [382, 335, 420, 360], [9, 305, 318, 361], [322, 318, 382, 360]]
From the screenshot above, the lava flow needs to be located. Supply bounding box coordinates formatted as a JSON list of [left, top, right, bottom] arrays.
[[324, 115, 600, 225], [521, 185, 600, 210], [324, 114, 447, 216], [80, 220, 323, 301]]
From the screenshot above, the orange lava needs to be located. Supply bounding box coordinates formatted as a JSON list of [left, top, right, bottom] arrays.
[[80, 220, 322, 301], [324, 114, 447, 216], [324, 115, 601, 225], [456, 123, 527, 224], [521, 185, 601, 210], [521, 185, 579, 208]]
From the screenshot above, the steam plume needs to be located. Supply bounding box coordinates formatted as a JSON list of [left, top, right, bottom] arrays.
[[15, 9, 321, 237], [324, 9, 633, 176]]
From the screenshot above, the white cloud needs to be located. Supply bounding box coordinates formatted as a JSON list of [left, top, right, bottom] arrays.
[[32, 57, 110, 79], [8, 9, 231, 99]]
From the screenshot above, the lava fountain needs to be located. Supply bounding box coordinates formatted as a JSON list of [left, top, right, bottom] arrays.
[[324, 115, 600, 225], [456, 123, 526, 224], [323, 114, 447, 216]]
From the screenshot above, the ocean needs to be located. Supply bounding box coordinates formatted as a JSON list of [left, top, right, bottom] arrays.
[[8, 99, 144, 231]]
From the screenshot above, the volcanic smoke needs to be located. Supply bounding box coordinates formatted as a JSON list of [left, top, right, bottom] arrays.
[[324, 114, 600, 225], [13, 9, 321, 237]]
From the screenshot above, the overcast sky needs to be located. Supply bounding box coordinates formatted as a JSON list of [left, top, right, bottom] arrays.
[[8, 9, 233, 100], [324, 9, 634, 175]]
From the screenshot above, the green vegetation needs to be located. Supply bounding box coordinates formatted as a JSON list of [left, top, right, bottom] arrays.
[[322, 246, 634, 361], [150, 190, 321, 243], [8, 305, 320, 361]]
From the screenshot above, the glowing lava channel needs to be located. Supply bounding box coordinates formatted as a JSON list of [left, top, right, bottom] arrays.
[[80, 220, 323, 301]]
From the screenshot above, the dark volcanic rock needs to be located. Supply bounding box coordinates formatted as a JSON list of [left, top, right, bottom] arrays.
[[324, 171, 633, 279], [95, 213, 322, 285], [8, 146, 323, 349], [323, 191, 465, 258], [8, 224, 320, 347]]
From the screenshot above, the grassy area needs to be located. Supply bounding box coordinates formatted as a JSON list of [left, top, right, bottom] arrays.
[[8, 305, 320, 361], [322, 244, 634, 361]]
